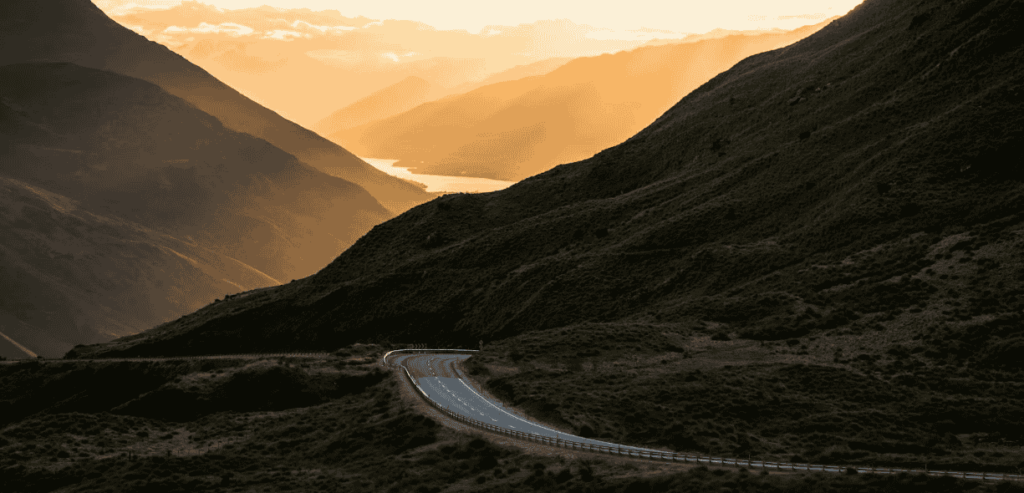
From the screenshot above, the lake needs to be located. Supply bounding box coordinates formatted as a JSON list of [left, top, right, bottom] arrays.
[[361, 158, 515, 194]]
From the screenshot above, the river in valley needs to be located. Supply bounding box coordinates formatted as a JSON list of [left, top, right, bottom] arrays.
[[361, 158, 515, 194]]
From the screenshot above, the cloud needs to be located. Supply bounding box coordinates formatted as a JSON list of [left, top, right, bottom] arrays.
[[290, 20, 357, 34], [777, 13, 829, 20], [584, 26, 688, 41], [262, 29, 309, 40], [164, 22, 254, 37]]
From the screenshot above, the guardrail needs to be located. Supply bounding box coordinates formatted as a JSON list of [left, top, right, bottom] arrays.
[[390, 352, 1023, 483], [381, 348, 479, 367], [1, 352, 334, 364]]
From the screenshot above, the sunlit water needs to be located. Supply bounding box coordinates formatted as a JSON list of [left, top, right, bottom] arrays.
[[361, 157, 515, 194]]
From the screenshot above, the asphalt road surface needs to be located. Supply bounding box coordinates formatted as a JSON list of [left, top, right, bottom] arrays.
[[391, 352, 663, 454]]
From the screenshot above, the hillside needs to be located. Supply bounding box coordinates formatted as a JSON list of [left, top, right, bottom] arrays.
[[333, 21, 831, 181], [72, 0, 1024, 473], [0, 62, 391, 356], [0, 0, 433, 213]]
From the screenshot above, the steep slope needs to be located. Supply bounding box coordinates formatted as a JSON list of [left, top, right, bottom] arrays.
[[313, 76, 434, 138], [334, 21, 831, 181], [0, 0, 433, 213], [0, 62, 392, 356], [78, 0, 1024, 360]]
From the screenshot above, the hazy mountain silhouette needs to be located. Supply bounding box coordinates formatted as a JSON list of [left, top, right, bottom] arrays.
[[333, 21, 832, 181], [444, 57, 573, 96], [0, 0, 433, 213], [312, 61, 577, 140], [314, 58, 575, 146], [314, 76, 434, 137], [73, 0, 1024, 358], [0, 62, 391, 356]]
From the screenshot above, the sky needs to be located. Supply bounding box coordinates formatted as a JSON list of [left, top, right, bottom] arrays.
[[98, 0, 864, 34]]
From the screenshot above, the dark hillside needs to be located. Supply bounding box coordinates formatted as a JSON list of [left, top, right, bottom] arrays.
[[81, 0, 1024, 357]]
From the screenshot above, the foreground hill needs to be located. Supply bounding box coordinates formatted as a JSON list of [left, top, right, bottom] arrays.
[[333, 21, 831, 181], [0, 62, 390, 356], [0, 0, 433, 213]]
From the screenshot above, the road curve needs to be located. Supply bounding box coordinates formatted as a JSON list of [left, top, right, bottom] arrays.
[[393, 352, 641, 451], [386, 350, 1023, 483]]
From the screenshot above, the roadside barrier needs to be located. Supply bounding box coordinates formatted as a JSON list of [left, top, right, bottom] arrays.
[[388, 352, 1024, 483], [0, 352, 336, 364], [382, 348, 479, 367]]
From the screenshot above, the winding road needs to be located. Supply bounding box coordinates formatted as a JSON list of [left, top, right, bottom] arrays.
[[385, 349, 1023, 483], [390, 352, 646, 451]]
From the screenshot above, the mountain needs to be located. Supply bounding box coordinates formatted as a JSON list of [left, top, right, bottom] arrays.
[[313, 76, 434, 137], [332, 21, 832, 182], [0, 0, 433, 214], [0, 62, 391, 356], [74, 0, 1024, 360]]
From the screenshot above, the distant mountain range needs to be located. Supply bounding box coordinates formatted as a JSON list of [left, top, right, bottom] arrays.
[[0, 0, 432, 357], [75, 0, 1024, 358], [106, 3, 672, 126], [330, 20, 832, 182]]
